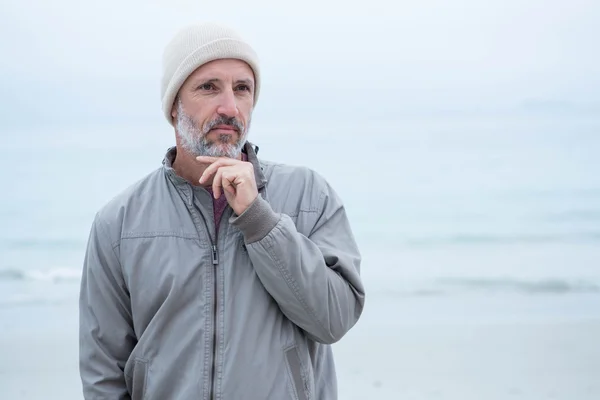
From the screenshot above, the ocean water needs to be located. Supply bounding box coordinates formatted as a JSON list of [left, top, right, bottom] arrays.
[[1, 114, 600, 398], [1, 114, 599, 306]]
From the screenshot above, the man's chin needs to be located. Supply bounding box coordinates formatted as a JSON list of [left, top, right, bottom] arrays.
[[202, 142, 244, 158]]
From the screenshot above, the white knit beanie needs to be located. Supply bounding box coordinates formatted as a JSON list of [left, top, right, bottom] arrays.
[[161, 22, 261, 126]]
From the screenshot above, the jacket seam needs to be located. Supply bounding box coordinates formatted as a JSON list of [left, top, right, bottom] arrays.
[[124, 357, 149, 378], [92, 214, 123, 271], [316, 189, 326, 215], [287, 209, 320, 218], [111, 241, 122, 258], [303, 189, 325, 214], [121, 232, 200, 240], [283, 345, 301, 400], [262, 222, 328, 337]]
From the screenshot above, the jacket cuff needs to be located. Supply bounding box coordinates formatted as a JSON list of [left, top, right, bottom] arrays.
[[230, 195, 280, 244]]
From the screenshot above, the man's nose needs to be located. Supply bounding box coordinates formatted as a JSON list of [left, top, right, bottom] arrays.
[[216, 89, 239, 118]]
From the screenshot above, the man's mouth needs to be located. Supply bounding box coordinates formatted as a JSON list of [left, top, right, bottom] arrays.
[[211, 124, 238, 132]]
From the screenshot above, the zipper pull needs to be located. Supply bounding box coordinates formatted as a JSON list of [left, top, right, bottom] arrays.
[[212, 245, 219, 265]]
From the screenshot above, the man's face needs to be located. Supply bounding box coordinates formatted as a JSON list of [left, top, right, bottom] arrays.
[[172, 58, 255, 158]]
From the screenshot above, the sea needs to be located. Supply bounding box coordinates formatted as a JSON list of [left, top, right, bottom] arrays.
[[1, 113, 599, 399]]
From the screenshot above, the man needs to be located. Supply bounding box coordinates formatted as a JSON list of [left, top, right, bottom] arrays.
[[79, 22, 365, 400]]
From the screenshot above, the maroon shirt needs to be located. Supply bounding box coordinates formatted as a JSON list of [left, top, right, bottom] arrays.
[[206, 152, 248, 236]]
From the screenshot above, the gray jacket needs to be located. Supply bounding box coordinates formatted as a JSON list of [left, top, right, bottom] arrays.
[[79, 143, 365, 400]]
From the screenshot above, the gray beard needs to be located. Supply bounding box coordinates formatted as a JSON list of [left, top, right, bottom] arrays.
[[175, 100, 250, 158]]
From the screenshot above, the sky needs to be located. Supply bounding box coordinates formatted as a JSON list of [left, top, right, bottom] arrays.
[[0, 0, 599, 126]]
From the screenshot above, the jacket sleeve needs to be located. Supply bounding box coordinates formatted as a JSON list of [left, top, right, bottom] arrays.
[[230, 176, 365, 344], [79, 213, 136, 399]]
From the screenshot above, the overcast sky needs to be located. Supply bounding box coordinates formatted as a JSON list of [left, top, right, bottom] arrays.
[[1, 0, 599, 126]]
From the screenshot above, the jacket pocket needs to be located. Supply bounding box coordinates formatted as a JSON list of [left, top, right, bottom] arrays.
[[284, 346, 310, 400], [125, 358, 149, 400]]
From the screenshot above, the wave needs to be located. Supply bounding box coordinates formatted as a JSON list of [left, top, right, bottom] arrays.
[[0, 267, 81, 283], [404, 277, 600, 296], [0, 238, 85, 250], [437, 277, 600, 294], [2, 268, 599, 301], [0, 295, 73, 308], [543, 209, 600, 222], [400, 232, 600, 247], [3, 230, 600, 254]]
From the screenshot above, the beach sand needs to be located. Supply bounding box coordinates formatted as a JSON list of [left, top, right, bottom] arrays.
[[0, 303, 81, 400], [1, 295, 599, 399], [335, 315, 600, 399]]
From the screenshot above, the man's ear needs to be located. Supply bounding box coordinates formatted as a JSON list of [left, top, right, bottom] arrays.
[[171, 95, 180, 120]]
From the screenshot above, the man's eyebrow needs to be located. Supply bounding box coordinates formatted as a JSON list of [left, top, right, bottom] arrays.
[[192, 78, 254, 88], [235, 78, 254, 87], [194, 78, 220, 87]]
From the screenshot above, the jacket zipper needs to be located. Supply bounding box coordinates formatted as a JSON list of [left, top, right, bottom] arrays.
[[209, 243, 219, 400], [188, 189, 220, 400]]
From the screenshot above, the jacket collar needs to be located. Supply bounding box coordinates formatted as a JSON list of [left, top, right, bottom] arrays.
[[162, 142, 268, 189]]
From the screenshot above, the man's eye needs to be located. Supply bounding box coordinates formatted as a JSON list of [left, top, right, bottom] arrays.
[[236, 85, 249, 92], [198, 83, 215, 90]]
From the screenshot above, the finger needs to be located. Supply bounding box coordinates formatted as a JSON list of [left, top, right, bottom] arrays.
[[212, 168, 224, 199], [221, 170, 237, 196], [195, 156, 220, 164], [196, 156, 241, 166], [199, 158, 242, 184], [199, 161, 224, 184]]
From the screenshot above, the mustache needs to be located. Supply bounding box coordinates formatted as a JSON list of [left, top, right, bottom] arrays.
[[204, 116, 244, 134]]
